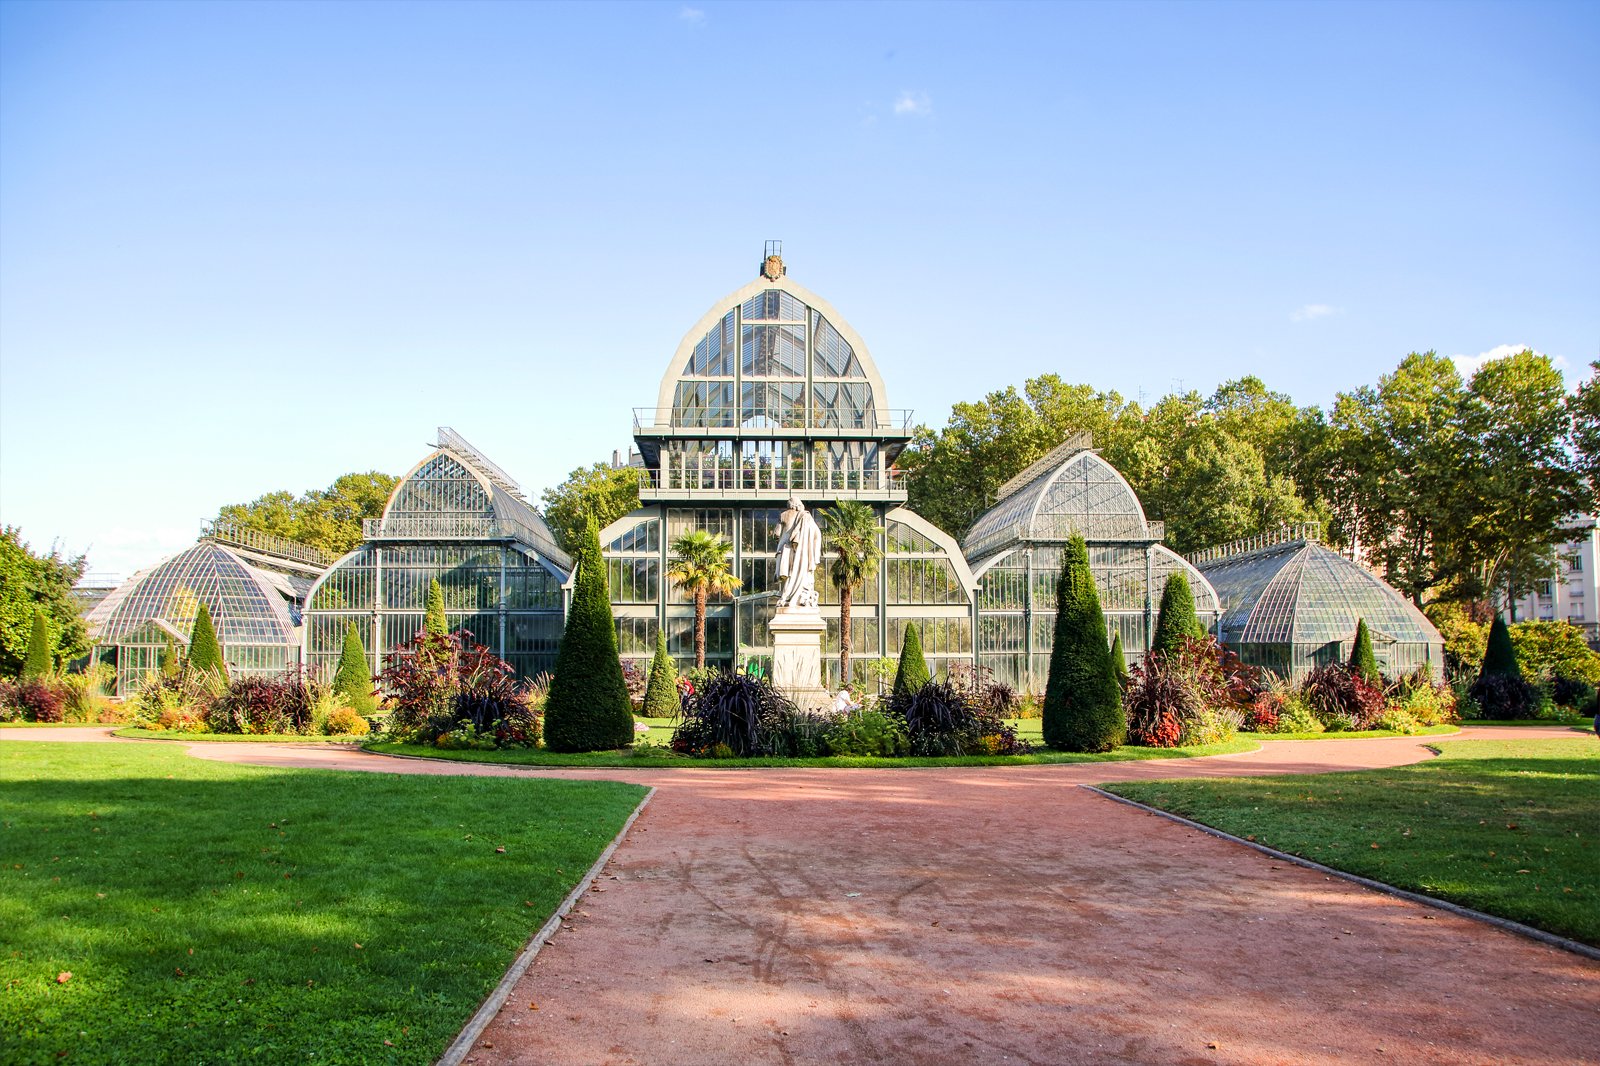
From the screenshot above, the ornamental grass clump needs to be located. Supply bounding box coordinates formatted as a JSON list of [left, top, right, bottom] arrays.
[[671, 671, 792, 757], [207, 671, 318, 735], [889, 680, 1029, 756]]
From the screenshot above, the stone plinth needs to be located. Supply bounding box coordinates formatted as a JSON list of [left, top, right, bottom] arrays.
[[770, 606, 831, 710]]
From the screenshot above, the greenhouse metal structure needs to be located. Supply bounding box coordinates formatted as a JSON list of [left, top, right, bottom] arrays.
[[603, 246, 979, 687], [301, 429, 573, 681], [87, 524, 328, 696], [963, 437, 1223, 691], [1192, 526, 1444, 680]]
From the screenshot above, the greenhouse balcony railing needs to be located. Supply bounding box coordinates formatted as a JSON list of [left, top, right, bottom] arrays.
[[633, 408, 915, 436], [637, 465, 908, 500], [363, 515, 506, 539]]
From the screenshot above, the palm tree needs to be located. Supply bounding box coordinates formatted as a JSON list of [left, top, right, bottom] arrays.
[[668, 529, 741, 669], [824, 501, 882, 690]]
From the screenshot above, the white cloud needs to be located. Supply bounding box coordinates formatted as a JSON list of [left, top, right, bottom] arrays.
[[1290, 303, 1339, 322], [892, 91, 931, 117], [678, 6, 705, 24], [1450, 343, 1566, 379]]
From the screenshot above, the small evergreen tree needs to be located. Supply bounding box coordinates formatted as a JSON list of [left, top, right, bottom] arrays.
[[1151, 572, 1206, 657], [891, 623, 930, 700], [1348, 618, 1381, 685], [187, 602, 227, 681], [159, 634, 182, 678], [544, 517, 635, 752], [333, 622, 377, 714], [642, 626, 679, 718], [21, 609, 51, 680], [1042, 535, 1125, 752], [1479, 616, 1521, 680], [1109, 631, 1129, 688], [424, 578, 448, 637]]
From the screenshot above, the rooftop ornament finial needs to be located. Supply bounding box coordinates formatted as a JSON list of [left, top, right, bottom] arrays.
[[761, 239, 785, 280]]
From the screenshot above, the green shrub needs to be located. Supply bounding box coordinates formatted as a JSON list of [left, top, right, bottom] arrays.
[[1177, 706, 1243, 746], [1349, 618, 1381, 685], [822, 708, 908, 756], [1042, 535, 1124, 752], [642, 628, 679, 718], [891, 624, 930, 701], [132, 666, 221, 728], [1372, 707, 1423, 734], [1013, 692, 1043, 719], [1509, 620, 1600, 686], [1151, 572, 1206, 658], [1394, 672, 1459, 726], [22, 609, 52, 680], [889, 680, 1029, 757], [208, 672, 317, 735], [332, 622, 377, 714], [544, 518, 634, 752], [187, 603, 227, 682], [1109, 631, 1129, 687], [424, 578, 448, 637], [435, 722, 498, 750], [1479, 616, 1520, 681], [671, 672, 791, 757], [1468, 671, 1539, 720], [1275, 695, 1323, 733], [762, 706, 833, 758], [325, 703, 370, 736]]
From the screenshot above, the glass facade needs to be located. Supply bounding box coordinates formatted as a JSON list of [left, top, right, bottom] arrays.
[[966, 444, 1222, 692], [1198, 537, 1444, 680], [302, 434, 573, 682]]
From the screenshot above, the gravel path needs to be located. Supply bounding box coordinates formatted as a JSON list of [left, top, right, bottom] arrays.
[[6, 724, 1595, 1064]]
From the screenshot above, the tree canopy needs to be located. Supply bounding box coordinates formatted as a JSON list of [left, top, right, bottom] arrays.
[[0, 527, 87, 677], [540, 462, 643, 555], [214, 471, 397, 557]]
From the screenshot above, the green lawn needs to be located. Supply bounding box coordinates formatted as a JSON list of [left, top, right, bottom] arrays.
[[1241, 724, 1459, 741], [1105, 737, 1600, 945], [114, 727, 366, 744], [0, 742, 646, 1065]]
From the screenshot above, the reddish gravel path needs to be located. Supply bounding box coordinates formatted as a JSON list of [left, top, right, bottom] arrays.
[[6, 725, 1596, 1064]]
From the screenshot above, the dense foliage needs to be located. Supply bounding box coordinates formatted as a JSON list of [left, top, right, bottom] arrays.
[[379, 631, 540, 746], [1124, 637, 1255, 746], [1303, 663, 1387, 730], [889, 680, 1029, 756], [213, 471, 397, 557], [539, 462, 644, 555], [424, 578, 448, 637], [1479, 616, 1521, 680], [671, 672, 796, 757], [0, 527, 87, 677], [544, 518, 634, 752], [1042, 535, 1124, 752], [22, 610, 52, 680], [207, 672, 317, 735]]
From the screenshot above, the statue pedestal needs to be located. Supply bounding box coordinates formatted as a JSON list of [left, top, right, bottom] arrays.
[[770, 606, 831, 711]]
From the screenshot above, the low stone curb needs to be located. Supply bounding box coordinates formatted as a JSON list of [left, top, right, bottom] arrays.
[[435, 787, 656, 1066], [1083, 784, 1600, 964]]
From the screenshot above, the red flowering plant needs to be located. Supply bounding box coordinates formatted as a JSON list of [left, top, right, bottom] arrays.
[[380, 631, 540, 747]]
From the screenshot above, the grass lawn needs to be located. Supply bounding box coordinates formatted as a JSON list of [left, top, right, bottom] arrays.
[[1104, 737, 1599, 945], [1241, 724, 1459, 741], [0, 742, 646, 1065], [114, 727, 367, 744]]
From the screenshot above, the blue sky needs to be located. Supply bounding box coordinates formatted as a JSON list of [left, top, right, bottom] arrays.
[[2, 0, 1595, 579]]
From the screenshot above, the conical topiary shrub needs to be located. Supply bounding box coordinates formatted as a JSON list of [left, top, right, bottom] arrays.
[[1479, 616, 1521, 680], [642, 626, 679, 719], [544, 517, 635, 752], [1109, 630, 1129, 688], [160, 634, 182, 678], [424, 578, 448, 637], [1348, 618, 1381, 685], [333, 622, 377, 714], [1042, 534, 1125, 752], [188, 602, 227, 682], [1151, 572, 1206, 658], [22, 608, 51, 680], [891, 623, 931, 700]]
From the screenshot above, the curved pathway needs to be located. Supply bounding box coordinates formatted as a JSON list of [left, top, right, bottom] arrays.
[[6, 725, 1596, 1064]]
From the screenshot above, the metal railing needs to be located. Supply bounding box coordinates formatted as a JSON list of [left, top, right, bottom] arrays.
[[1187, 522, 1323, 567], [632, 407, 916, 434], [639, 464, 907, 495], [203, 521, 334, 566], [363, 514, 504, 539]]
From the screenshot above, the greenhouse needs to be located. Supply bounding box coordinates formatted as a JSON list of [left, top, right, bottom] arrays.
[[606, 247, 978, 687], [1192, 526, 1444, 680], [963, 436, 1222, 691], [301, 429, 573, 682], [87, 524, 327, 696]]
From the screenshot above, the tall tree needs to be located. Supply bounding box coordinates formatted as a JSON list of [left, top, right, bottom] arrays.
[[1151, 572, 1206, 657], [891, 624, 930, 700], [667, 530, 740, 669], [824, 501, 881, 688], [1348, 619, 1380, 685], [540, 462, 644, 555], [188, 602, 227, 681], [544, 517, 635, 752], [1567, 361, 1600, 513], [0, 527, 87, 677], [1042, 535, 1125, 752], [22, 609, 52, 680], [424, 578, 448, 636], [215, 471, 397, 556], [333, 622, 376, 714]]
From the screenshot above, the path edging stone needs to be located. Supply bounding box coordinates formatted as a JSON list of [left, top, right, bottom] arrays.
[[435, 786, 656, 1066], [1083, 784, 1600, 963]]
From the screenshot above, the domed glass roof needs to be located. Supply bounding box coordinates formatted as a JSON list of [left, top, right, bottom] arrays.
[[964, 444, 1151, 563], [92, 540, 297, 647]]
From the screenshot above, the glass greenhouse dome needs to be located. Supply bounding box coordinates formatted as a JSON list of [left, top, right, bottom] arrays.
[[608, 248, 978, 686], [965, 436, 1222, 691], [301, 429, 573, 681], [88, 525, 324, 696], [1192, 526, 1444, 680]]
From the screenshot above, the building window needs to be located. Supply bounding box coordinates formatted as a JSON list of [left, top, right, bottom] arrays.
[[1566, 554, 1583, 573], [1536, 580, 1553, 598]]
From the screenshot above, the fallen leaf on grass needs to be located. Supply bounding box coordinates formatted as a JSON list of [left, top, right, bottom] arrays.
[[55, 972, 71, 984], [495, 847, 506, 854]]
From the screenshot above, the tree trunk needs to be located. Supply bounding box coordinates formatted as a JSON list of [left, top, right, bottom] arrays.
[[840, 583, 853, 691], [694, 586, 707, 669]]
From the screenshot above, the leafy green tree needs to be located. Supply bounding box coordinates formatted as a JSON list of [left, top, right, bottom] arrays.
[[0, 527, 87, 677], [891, 624, 930, 700], [1479, 616, 1521, 681], [1109, 631, 1128, 687], [1151, 572, 1206, 657], [333, 622, 377, 714], [824, 501, 881, 687], [544, 518, 634, 752], [1567, 361, 1600, 514], [1042, 535, 1124, 752], [667, 530, 740, 669], [215, 471, 397, 556], [187, 602, 227, 681], [424, 578, 448, 636], [540, 462, 644, 555], [642, 627, 679, 718], [1509, 621, 1600, 686], [1348, 618, 1380, 685], [21, 609, 52, 680]]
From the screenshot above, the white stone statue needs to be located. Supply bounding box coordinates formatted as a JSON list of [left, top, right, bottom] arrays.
[[775, 496, 823, 609]]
